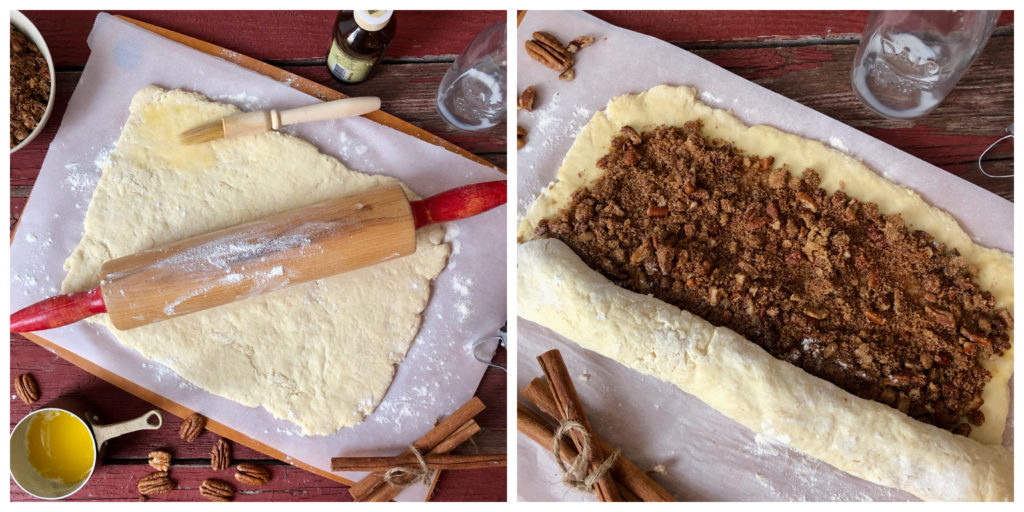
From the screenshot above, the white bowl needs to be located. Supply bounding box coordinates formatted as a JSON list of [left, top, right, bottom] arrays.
[[10, 10, 56, 154]]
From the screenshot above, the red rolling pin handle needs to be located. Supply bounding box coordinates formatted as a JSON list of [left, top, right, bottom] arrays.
[[10, 286, 107, 333], [411, 180, 507, 228]]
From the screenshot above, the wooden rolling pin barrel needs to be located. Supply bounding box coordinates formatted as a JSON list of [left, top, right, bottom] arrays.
[[11, 180, 506, 332]]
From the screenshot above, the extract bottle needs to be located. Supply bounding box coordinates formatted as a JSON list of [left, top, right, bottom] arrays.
[[326, 10, 396, 84]]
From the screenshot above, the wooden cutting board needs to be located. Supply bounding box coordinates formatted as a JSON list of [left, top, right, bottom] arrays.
[[15, 14, 504, 497]]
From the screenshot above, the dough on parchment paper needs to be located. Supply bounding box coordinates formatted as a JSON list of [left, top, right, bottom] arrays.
[[517, 85, 1013, 500], [62, 86, 449, 436]]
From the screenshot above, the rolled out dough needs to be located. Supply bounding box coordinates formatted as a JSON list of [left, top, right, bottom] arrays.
[[518, 85, 1013, 500], [62, 86, 449, 435]]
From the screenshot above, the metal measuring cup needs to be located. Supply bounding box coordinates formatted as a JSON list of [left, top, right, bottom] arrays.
[[9, 397, 163, 500]]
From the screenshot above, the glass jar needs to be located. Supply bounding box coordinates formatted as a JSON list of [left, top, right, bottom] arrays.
[[851, 11, 999, 120], [436, 22, 507, 131]]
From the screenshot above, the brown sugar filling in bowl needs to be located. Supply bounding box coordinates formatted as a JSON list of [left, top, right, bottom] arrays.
[[536, 122, 1012, 436]]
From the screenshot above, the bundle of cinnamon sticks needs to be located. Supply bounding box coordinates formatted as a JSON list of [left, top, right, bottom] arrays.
[[518, 349, 675, 502], [331, 396, 506, 502]]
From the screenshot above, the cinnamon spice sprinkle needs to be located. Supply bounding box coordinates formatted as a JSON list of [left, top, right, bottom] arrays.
[[536, 122, 1012, 435]]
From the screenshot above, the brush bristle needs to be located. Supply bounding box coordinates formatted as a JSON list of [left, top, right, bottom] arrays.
[[178, 121, 224, 145]]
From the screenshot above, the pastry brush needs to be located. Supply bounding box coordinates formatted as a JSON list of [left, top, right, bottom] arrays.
[[179, 96, 382, 145], [11, 180, 506, 332]]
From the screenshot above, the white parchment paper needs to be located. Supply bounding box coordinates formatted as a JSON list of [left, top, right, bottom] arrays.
[[9, 13, 506, 501], [515, 11, 1012, 502]]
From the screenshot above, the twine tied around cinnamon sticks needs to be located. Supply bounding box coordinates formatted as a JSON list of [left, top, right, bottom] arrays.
[[518, 349, 675, 502], [330, 396, 506, 501], [382, 446, 432, 488], [552, 419, 620, 494]]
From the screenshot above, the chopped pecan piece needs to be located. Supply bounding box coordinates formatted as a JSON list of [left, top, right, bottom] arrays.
[[148, 450, 171, 472], [647, 205, 668, 217], [558, 68, 575, 81], [518, 86, 537, 111], [566, 36, 596, 53]]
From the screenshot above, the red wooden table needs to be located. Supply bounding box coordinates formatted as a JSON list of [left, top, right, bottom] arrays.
[[10, 10, 506, 502]]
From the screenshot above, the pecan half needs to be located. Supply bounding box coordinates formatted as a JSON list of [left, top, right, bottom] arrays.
[[566, 36, 596, 54], [147, 450, 171, 472], [138, 471, 175, 495], [525, 40, 571, 72], [518, 86, 537, 111], [178, 413, 206, 443], [234, 463, 271, 486], [532, 31, 568, 56], [200, 479, 234, 502], [211, 438, 230, 471], [14, 373, 39, 405]]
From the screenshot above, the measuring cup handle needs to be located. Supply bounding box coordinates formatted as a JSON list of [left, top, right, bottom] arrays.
[[91, 410, 163, 447]]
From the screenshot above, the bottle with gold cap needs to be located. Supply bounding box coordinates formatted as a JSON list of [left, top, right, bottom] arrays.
[[326, 10, 396, 84]]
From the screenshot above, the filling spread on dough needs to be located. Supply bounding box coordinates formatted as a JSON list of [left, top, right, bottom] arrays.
[[535, 122, 1012, 436]]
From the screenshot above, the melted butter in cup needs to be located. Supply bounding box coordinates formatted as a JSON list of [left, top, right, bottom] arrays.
[[10, 408, 98, 500], [26, 410, 96, 484]]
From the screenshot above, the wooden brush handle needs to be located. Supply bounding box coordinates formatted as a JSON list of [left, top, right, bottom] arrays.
[[222, 96, 381, 138], [278, 96, 381, 126], [100, 184, 415, 330]]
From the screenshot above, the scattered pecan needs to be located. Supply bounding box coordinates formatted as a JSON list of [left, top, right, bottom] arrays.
[[234, 463, 271, 486], [532, 31, 568, 55], [566, 36, 596, 54], [138, 471, 175, 495], [558, 68, 575, 81], [200, 479, 234, 502], [759, 156, 774, 170], [211, 438, 230, 471], [178, 413, 206, 443], [147, 450, 171, 472], [517, 126, 527, 150], [525, 39, 571, 72], [518, 86, 537, 111], [14, 373, 39, 405]]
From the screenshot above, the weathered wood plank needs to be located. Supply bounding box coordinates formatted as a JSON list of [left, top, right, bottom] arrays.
[[21, 10, 507, 67], [585, 10, 1013, 46]]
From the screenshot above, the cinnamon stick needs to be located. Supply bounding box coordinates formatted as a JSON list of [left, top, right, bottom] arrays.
[[332, 453, 506, 472], [536, 349, 621, 501], [348, 396, 485, 500], [360, 419, 482, 502], [517, 404, 640, 502], [521, 378, 675, 502]]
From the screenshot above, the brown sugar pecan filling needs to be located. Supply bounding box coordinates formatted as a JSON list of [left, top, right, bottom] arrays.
[[536, 122, 1012, 436]]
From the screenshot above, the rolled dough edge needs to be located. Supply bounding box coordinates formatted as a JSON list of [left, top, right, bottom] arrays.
[[519, 237, 1012, 501]]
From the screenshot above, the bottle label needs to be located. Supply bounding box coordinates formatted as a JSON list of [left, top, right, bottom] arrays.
[[327, 40, 374, 83]]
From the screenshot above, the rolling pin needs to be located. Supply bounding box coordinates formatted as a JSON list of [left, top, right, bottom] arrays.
[[11, 180, 506, 332]]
